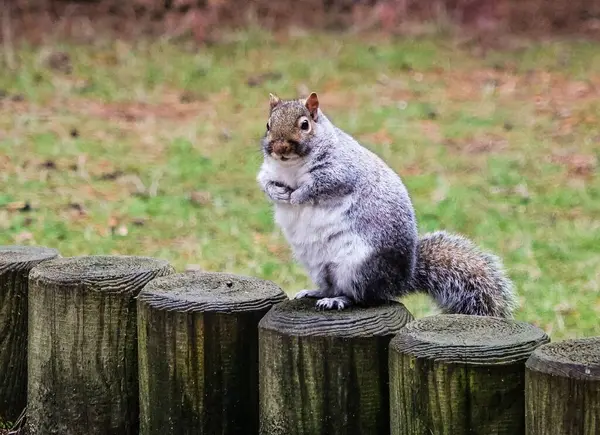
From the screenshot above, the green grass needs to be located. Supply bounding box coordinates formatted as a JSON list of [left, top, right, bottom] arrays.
[[1, 30, 598, 340]]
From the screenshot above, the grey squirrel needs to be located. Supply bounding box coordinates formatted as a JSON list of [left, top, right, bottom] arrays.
[[257, 92, 517, 317]]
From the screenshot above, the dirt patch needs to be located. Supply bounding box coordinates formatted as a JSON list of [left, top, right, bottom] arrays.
[[432, 68, 600, 105], [444, 134, 509, 154], [550, 152, 598, 177], [2, 95, 185, 121]]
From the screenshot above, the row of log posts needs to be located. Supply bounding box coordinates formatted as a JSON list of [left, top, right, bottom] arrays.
[[0, 245, 598, 434]]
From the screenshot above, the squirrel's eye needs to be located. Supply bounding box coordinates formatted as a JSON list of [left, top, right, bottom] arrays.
[[300, 120, 310, 131], [266, 123, 270, 131]]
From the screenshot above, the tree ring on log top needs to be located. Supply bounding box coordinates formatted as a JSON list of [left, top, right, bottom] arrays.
[[0, 245, 59, 267], [137, 271, 287, 313], [29, 255, 175, 290], [258, 297, 413, 338], [390, 313, 550, 365], [526, 337, 600, 380]]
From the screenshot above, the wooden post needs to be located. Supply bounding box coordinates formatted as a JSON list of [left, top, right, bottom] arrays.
[[137, 271, 287, 435], [389, 314, 550, 435], [0, 246, 59, 426], [525, 336, 600, 435], [26, 255, 174, 435], [258, 298, 413, 435]]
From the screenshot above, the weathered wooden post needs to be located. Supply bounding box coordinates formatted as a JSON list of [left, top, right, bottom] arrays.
[[0, 245, 59, 426], [525, 336, 599, 435], [137, 271, 287, 435], [389, 314, 549, 435], [27, 255, 174, 435], [259, 298, 413, 435]]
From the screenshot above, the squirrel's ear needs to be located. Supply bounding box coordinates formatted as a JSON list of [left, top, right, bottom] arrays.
[[305, 92, 319, 121], [269, 93, 281, 111]]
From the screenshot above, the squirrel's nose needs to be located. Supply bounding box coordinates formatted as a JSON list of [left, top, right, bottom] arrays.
[[272, 141, 291, 155]]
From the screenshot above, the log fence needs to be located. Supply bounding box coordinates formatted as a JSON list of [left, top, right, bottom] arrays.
[[0, 245, 597, 435]]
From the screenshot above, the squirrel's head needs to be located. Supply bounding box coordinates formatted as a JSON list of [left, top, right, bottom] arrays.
[[261, 92, 320, 162]]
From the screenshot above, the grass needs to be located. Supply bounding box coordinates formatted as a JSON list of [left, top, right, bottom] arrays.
[[0, 29, 598, 341]]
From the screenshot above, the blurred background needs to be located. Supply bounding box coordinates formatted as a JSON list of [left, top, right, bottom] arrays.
[[0, 0, 598, 340]]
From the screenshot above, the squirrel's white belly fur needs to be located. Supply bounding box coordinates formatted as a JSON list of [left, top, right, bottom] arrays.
[[275, 200, 373, 297], [265, 160, 373, 297]]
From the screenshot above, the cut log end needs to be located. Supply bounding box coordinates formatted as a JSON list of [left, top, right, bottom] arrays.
[[526, 336, 600, 380], [259, 298, 413, 338], [29, 255, 175, 290], [0, 245, 59, 268], [137, 271, 287, 313], [391, 314, 550, 364]]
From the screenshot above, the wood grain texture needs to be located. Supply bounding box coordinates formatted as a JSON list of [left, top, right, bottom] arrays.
[[0, 246, 59, 425], [389, 314, 550, 435], [26, 255, 174, 435], [137, 272, 287, 435], [258, 298, 413, 435], [525, 337, 599, 435]]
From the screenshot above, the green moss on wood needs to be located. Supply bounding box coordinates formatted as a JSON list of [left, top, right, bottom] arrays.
[[525, 337, 600, 435], [259, 298, 413, 435], [0, 246, 59, 425], [137, 272, 287, 435], [389, 314, 550, 435], [26, 255, 174, 435]]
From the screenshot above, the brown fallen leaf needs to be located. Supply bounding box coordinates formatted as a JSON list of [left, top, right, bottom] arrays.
[[39, 159, 57, 170], [190, 191, 212, 206], [99, 170, 125, 181], [4, 201, 32, 212], [132, 218, 146, 226], [15, 231, 34, 243], [551, 153, 597, 176], [46, 51, 72, 74], [108, 216, 118, 233], [246, 72, 282, 87], [68, 203, 87, 218]]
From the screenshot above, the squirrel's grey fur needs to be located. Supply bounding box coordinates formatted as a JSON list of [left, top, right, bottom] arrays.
[[257, 92, 517, 317]]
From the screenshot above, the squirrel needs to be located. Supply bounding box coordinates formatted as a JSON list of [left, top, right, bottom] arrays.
[[256, 92, 517, 317]]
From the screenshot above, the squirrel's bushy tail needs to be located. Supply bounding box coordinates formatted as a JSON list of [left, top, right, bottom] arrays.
[[412, 231, 517, 318]]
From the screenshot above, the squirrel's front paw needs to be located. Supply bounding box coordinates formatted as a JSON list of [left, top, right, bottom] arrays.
[[290, 189, 310, 205], [267, 185, 292, 203]]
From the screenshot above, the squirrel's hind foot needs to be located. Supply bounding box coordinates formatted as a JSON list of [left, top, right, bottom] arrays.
[[315, 296, 353, 311]]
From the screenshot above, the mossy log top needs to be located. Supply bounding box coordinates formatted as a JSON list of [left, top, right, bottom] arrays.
[[526, 336, 600, 380], [137, 271, 287, 313], [391, 314, 550, 365], [29, 255, 174, 291], [0, 245, 59, 269], [259, 298, 412, 338]]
